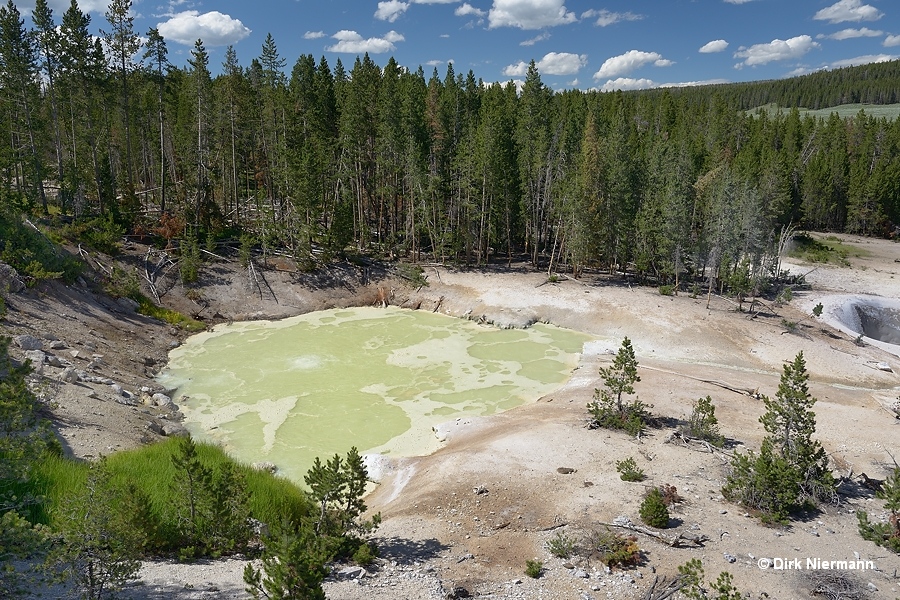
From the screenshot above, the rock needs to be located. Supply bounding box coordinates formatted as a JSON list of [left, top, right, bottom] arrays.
[[152, 392, 173, 406], [867, 582, 878, 592], [146, 421, 165, 435], [335, 566, 367, 580], [161, 422, 188, 437], [473, 485, 488, 495], [253, 461, 277, 473], [557, 467, 576, 474], [24, 350, 46, 366], [116, 296, 140, 312], [0, 262, 25, 293], [110, 383, 125, 396], [46, 354, 63, 368], [562, 562, 575, 569], [14, 335, 43, 351], [446, 586, 471, 599], [60, 367, 79, 383], [573, 569, 589, 578], [724, 553, 737, 563], [69, 350, 81, 359], [49, 341, 67, 350]]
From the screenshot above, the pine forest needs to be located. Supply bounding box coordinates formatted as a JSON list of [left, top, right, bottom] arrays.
[[3, 0, 900, 289]]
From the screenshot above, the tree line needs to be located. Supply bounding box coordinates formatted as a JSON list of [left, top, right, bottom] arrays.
[[3, 0, 900, 288]]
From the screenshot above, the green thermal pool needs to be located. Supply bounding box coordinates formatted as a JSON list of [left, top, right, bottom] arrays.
[[157, 306, 590, 482]]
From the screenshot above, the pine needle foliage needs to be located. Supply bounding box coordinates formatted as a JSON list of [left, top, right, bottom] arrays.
[[587, 337, 650, 436], [722, 352, 835, 522]]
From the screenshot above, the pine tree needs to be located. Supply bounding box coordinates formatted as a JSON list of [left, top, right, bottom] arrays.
[[46, 459, 145, 600], [0, 0, 47, 212], [587, 337, 650, 435], [103, 0, 141, 214], [143, 27, 168, 215], [723, 352, 835, 521]]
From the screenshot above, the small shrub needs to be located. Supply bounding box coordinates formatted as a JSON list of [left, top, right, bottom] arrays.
[[548, 273, 559, 283], [585, 529, 641, 568], [678, 559, 744, 600], [689, 283, 700, 299], [857, 465, 900, 553], [524, 559, 543, 578], [657, 484, 682, 506], [104, 266, 141, 301], [681, 395, 724, 447], [639, 488, 670, 528], [352, 541, 378, 566], [854, 334, 865, 346], [812, 302, 823, 317], [616, 457, 645, 482], [658, 284, 674, 296], [780, 318, 798, 332], [397, 263, 428, 288], [546, 531, 577, 558]]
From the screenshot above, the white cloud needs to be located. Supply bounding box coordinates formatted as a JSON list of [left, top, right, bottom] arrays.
[[581, 9, 643, 27], [733, 35, 819, 67], [660, 78, 731, 87], [819, 27, 883, 40], [600, 77, 655, 92], [828, 54, 897, 68], [723, 0, 755, 4], [304, 31, 326, 40], [157, 11, 251, 47], [326, 30, 405, 54], [784, 66, 814, 77], [488, 0, 577, 30], [521, 32, 550, 46], [503, 51, 587, 76], [593, 50, 672, 79], [375, 1, 410, 22], [885, 35, 900, 47], [699, 39, 729, 53], [412, 0, 460, 3], [813, 0, 882, 24], [456, 3, 486, 16]]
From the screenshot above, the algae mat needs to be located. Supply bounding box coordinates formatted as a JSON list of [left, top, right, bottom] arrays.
[[158, 307, 590, 483]]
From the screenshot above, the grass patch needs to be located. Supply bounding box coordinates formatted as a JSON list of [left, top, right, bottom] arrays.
[[134, 294, 205, 332], [29, 439, 313, 554], [788, 233, 870, 266]]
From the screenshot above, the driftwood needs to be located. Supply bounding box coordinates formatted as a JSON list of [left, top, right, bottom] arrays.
[[641, 365, 759, 398], [666, 432, 733, 463], [599, 520, 709, 548], [643, 574, 688, 600]]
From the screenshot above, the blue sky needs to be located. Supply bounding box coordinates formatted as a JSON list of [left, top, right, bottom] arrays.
[[16, 0, 900, 91]]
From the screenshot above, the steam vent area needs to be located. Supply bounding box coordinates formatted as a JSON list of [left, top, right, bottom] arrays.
[[821, 295, 900, 357]]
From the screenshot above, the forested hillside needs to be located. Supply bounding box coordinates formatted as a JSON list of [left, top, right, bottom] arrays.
[[3, 0, 900, 289]]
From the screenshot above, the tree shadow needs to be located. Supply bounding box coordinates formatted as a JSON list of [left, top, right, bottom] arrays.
[[374, 536, 450, 565]]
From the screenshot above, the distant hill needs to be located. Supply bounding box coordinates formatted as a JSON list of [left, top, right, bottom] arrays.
[[748, 102, 900, 120], [644, 59, 900, 112]]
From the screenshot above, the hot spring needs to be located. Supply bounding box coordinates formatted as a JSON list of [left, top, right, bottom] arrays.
[[157, 307, 591, 482]]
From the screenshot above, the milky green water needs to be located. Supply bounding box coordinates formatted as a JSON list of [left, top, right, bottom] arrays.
[[157, 307, 590, 483]]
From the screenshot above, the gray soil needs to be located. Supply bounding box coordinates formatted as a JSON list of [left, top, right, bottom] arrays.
[[4, 233, 900, 599]]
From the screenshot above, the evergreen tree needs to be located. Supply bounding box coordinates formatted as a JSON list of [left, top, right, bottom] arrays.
[[143, 27, 168, 215], [102, 0, 141, 213], [723, 352, 835, 521], [46, 459, 145, 600], [587, 337, 650, 435], [0, 0, 47, 212]]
